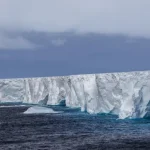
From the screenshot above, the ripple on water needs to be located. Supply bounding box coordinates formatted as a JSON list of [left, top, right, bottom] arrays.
[[0, 105, 150, 150]]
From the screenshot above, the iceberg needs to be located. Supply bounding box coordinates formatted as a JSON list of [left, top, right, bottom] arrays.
[[23, 106, 61, 114], [1, 71, 150, 119]]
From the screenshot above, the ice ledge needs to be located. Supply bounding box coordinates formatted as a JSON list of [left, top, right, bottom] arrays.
[[23, 106, 62, 114], [1, 70, 150, 119]]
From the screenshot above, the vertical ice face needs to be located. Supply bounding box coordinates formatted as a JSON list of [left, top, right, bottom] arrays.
[[0, 79, 25, 102], [1, 71, 150, 119], [81, 75, 100, 113], [24, 78, 49, 104]]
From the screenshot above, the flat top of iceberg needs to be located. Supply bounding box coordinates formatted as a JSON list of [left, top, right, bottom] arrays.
[[23, 106, 62, 114], [0, 70, 150, 80]]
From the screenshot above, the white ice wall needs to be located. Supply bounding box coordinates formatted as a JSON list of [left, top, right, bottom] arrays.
[[1, 71, 150, 119]]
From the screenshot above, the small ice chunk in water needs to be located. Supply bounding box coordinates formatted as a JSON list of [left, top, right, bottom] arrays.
[[23, 106, 62, 114]]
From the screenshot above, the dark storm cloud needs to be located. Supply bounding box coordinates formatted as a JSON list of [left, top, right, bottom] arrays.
[[0, 33, 150, 78]]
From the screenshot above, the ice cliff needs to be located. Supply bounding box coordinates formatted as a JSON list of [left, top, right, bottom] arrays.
[[0, 71, 150, 119]]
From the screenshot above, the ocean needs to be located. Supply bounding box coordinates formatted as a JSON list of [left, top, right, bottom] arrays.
[[0, 105, 150, 150]]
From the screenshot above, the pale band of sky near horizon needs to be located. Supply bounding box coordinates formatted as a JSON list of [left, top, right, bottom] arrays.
[[0, 0, 150, 37]]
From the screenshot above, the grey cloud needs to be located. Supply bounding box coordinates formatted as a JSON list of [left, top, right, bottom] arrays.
[[0, 0, 150, 37], [0, 32, 36, 50], [0, 33, 150, 78], [51, 39, 66, 46]]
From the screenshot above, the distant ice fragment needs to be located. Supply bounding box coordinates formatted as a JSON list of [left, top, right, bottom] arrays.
[[0, 105, 26, 108], [23, 106, 62, 114]]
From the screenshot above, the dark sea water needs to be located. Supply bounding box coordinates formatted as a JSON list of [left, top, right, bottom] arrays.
[[0, 105, 150, 150]]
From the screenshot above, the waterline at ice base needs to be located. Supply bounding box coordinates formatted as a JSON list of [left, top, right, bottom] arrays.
[[1, 70, 150, 119]]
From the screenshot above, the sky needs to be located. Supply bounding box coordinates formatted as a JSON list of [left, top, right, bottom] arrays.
[[0, 0, 150, 78]]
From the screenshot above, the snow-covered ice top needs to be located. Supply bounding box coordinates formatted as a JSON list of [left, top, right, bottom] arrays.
[[1, 71, 150, 119]]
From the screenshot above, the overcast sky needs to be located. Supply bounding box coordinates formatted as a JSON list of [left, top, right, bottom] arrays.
[[0, 0, 150, 37], [0, 0, 150, 78]]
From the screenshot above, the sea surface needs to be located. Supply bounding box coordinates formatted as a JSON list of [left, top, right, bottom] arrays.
[[0, 105, 150, 150]]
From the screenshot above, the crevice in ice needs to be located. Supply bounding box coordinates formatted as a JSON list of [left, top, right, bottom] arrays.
[[143, 100, 150, 118], [58, 100, 66, 106], [38, 94, 49, 106]]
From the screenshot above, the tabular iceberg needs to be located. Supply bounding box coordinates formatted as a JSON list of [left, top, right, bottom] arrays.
[[0, 71, 150, 119]]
